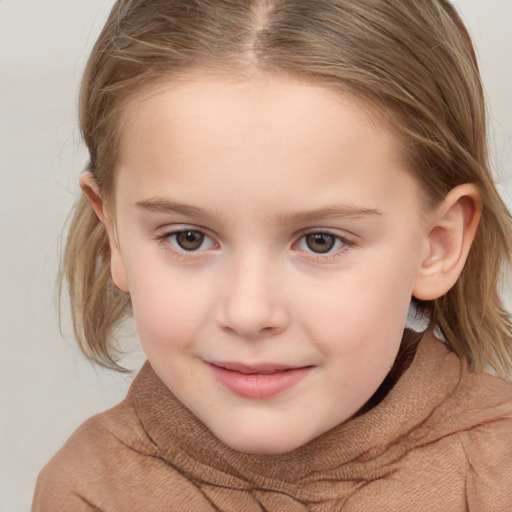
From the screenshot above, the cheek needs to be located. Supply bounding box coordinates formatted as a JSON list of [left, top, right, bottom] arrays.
[[126, 262, 216, 354], [294, 251, 417, 357]]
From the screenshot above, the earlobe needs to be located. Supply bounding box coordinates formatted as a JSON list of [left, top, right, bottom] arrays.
[[412, 184, 482, 300], [110, 247, 130, 295], [79, 172, 130, 294]]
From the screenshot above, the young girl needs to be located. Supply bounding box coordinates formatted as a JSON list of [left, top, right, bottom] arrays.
[[33, 0, 511, 510]]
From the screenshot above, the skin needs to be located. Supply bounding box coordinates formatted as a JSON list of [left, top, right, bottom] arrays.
[[82, 73, 481, 454]]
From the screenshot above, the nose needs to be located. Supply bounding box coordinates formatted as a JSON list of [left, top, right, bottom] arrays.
[[217, 253, 289, 339]]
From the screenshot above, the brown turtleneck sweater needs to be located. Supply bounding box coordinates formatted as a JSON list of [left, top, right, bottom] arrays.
[[32, 335, 512, 511]]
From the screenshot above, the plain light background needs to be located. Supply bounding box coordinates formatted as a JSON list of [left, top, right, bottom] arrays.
[[1, 1, 511, 510]]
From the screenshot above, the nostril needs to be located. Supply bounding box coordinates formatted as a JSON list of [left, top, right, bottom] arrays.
[[221, 323, 280, 338]]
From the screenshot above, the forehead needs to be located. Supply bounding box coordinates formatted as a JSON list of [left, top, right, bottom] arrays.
[[118, 71, 393, 150], [114, 73, 421, 218]]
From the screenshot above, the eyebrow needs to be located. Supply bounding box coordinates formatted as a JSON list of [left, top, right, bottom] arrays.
[[136, 198, 214, 218], [136, 198, 382, 223], [279, 205, 383, 224]]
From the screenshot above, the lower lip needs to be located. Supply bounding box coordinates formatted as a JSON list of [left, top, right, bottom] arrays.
[[208, 365, 312, 399]]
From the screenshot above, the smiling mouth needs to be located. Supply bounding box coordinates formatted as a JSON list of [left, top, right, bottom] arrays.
[[212, 362, 306, 374], [207, 362, 313, 399]]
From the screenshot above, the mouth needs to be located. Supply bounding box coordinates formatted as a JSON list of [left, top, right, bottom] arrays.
[[207, 361, 314, 399], [210, 361, 306, 374]]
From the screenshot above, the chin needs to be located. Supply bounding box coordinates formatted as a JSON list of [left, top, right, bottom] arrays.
[[214, 425, 314, 455]]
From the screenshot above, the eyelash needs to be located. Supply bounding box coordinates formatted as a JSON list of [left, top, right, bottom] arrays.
[[295, 231, 354, 261], [156, 228, 218, 259], [156, 228, 355, 261]]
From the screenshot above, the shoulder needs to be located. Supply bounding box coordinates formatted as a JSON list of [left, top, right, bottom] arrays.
[[459, 415, 512, 511], [453, 365, 512, 432], [32, 390, 213, 511], [32, 398, 157, 511], [440, 358, 512, 440], [456, 371, 512, 511], [386, 359, 511, 510], [423, 365, 512, 510], [417, 338, 512, 437]]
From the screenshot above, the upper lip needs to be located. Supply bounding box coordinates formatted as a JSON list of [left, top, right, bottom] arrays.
[[208, 361, 311, 375]]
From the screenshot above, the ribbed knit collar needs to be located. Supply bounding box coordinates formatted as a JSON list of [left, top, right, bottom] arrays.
[[127, 334, 465, 502]]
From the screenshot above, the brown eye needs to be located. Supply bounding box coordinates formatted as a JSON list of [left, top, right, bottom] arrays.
[[175, 230, 205, 251], [305, 233, 336, 253]]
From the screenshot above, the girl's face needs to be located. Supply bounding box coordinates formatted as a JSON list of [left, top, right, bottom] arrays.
[[110, 73, 431, 454]]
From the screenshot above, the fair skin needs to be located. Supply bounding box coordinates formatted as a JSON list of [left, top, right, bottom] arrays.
[[82, 73, 481, 454]]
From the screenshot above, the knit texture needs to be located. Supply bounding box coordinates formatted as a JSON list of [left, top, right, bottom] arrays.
[[32, 335, 512, 511]]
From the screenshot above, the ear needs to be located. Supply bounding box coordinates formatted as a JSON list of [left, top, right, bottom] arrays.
[[412, 184, 482, 300], [79, 172, 130, 294]]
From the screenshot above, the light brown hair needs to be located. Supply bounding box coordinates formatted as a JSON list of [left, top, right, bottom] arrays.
[[63, 0, 512, 376]]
